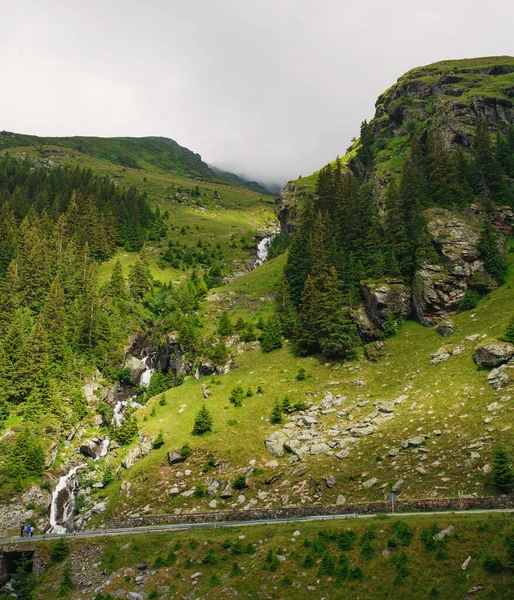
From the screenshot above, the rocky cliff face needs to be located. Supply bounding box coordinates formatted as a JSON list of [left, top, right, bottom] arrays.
[[359, 206, 512, 330], [374, 58, 514, 152]]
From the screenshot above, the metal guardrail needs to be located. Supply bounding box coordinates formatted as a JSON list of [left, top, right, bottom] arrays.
[[0, 513, 360, 545]]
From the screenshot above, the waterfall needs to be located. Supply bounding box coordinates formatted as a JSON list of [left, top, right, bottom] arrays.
[[49, 464, 84, 534], [254, 231, 278, 268], [112, 397, 143, 426], [139, 354, 155, 388]]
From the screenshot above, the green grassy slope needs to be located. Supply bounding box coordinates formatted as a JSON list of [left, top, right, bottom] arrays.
[[82, 239, 514, 526], [3, 144, 277, 286], [0, 131, 272, 193], [33, 513, 514, 599]]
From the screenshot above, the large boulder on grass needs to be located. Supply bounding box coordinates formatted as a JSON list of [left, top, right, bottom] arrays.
[[474, 343, 514, 368]]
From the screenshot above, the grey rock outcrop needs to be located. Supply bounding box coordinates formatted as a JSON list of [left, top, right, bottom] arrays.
[[123, 356, 147, 383], [167, 452, 184, 466], [413, 264, 467, 326], [487, 365, 513, 389], [79, 437, 108, 460], [474, 343, 514, 368], [430, 348, 450, 365], [361, 281, 411, 329], [264, 432, 288, 457], [436, 319, 454, 337], [121, 434, 154, 469]]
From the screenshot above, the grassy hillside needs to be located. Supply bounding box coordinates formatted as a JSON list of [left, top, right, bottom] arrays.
[[0, 131, 271, 193], [2, 144, 277, 286], [74, 236, 514, 528], [32, 513, 514, 599]]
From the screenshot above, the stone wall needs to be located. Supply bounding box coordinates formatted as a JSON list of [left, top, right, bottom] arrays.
[[105, 495, 514, 529]]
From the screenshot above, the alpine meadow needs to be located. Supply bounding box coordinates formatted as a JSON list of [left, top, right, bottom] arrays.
[[1, 53, 514, 600]]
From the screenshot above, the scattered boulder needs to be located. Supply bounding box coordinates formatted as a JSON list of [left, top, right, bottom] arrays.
[[121, 435, 153, 469], [79, 437, 108, 460], [310, 443, 331, 455], [375, 400, 395, 413], [336, 495, 346, 505], [362, 477, 378, 489], [325, 475, 336, 488], [391, 479, 405, 493], [474, 342, 514, 368], [264, 432, 288, 458], [433, 525, 454, 540], [436, 319, 454, 337], [206, 480, 220, 496], [430, 348, 450, 365], [128, 593, 144, 600], [167, 451, 185, 466], [487, 364, 513, 389], [221, 482, 233, 498]]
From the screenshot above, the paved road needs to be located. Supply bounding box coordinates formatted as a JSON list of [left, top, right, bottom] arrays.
[[1, 507, 513, 545]]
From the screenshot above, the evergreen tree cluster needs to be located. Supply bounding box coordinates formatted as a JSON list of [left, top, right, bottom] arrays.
[[277, 123, 514, 358]]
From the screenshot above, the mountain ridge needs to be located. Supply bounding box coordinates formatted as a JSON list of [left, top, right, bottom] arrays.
[[0, 130, 273, 195]]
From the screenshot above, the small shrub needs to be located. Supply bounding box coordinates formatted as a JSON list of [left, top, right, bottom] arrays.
[[152, 431, 164, 449], [483, 555, 505, 574], [202, 548, 218, 565], [203, 455, 216, 472], [270, 401, 283, 424], [318, 551, 335, 576], [458, 289, 480, 312], [195, 482, 206, 498], [349, 566, 364, 580], [180, 444, 192, 459], [209, 573, 220, 586], [233, 475, 247, 490], [337, 530, 357, 551], [229, 385, 245, 407], [302, 554, 315, 568], [296, 367, 306, 381], [392, 521, 414, 547], [229, 562, 242, 577], [51, 538, 70, 562]]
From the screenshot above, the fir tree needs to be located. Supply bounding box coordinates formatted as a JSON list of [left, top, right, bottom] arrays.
[[270, 401, 283, 424], [274, 276, 297, 338], [478, 218, 508, 284], [193, 404, 213, 435], [492, 447, 514, 493], [107, 259, 127, 299], [129, 250, 153, 300], [260, 313, 283, 353], [229, 384, 245, 407], [217, 311, 234, 336]]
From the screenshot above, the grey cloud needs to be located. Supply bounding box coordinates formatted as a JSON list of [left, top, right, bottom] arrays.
[[1, 0, 513, 185]]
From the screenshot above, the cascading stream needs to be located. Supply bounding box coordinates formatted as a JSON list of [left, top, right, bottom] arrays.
[[254, 231, 278, 268], [48, 464, 85, 534]]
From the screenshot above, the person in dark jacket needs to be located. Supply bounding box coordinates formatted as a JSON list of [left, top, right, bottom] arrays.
[[20, 524, 24, 537]]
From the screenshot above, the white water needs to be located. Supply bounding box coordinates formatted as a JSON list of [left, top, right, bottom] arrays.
[[99, 437, 110, 458], [254, 232, 278, 268], [49, 464, 84, 534], [112, 397, 143, 426], [139, 355, 155, 387]]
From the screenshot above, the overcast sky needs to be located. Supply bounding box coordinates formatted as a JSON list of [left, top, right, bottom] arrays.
[[1, 0, 513, 186]]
